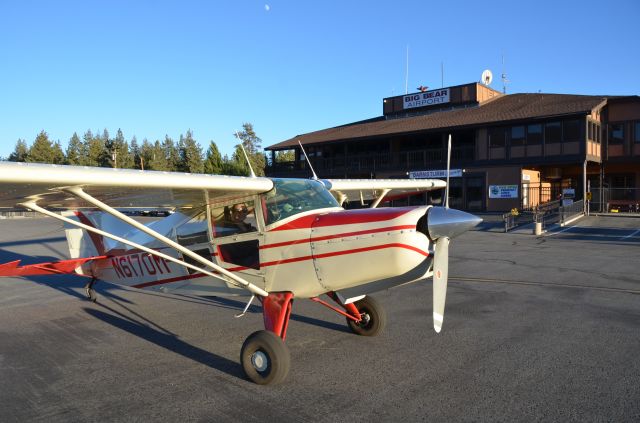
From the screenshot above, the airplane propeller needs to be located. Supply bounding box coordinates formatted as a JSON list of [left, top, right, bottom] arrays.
[[427, 134, 482, 332]]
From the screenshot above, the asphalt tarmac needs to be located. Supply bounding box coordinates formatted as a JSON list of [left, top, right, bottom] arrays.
[[1, 215, 639, 422]]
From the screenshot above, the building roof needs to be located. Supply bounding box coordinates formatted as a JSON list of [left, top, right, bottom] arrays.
[[267, 93, 612, 150]]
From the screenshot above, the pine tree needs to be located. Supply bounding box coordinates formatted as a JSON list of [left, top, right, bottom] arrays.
[[225, 144, 250, 176], [139, 138, 154, 170], [26, 131, 56, 163], [66, 132, 83, 165], [8, 139, 29, 162], [130, 136, 141, 169], [178, 130, 204, 173], [84, 130, 104, 167], [234, 123, 265, 176], [52, 141, 65, 164], [162, 135, 180, 171], [150, 140, 168, 170], [203, 140, 224, 174]]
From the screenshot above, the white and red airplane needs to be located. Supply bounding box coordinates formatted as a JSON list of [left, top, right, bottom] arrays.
[[0, 160, 481, 385]]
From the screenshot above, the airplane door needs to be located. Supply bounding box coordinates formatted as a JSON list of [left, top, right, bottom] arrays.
[[209, 199, 266, 290]]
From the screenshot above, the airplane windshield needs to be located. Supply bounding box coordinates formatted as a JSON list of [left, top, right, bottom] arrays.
[[262, 179, 340, 225]]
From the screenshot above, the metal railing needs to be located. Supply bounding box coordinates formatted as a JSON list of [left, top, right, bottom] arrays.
[[267, 146, 476, 176], [559, 200, 584, 225]]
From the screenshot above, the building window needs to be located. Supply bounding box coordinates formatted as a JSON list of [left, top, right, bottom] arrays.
[[527, 124, 542, 145], [511, 126, 525, 146], [563, 119, 581, 142], [489, 127, 507, 148], [545, 121, 562, 143], [634, 122, 640, 143], [609, 123, 624, 144]]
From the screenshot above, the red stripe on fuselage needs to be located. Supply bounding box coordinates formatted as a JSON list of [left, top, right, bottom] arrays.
[[269, 207, 419, 231], [260, 225, 416, 250], [131, 242, 429, 289]]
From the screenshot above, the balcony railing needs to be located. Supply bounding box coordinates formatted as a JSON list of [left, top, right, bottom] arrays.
[[267, 146, 475, 176]]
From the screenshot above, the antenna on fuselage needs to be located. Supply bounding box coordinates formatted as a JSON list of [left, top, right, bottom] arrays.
[[237, 132, 257, 178], [298, 141, 318, 180], [445, 134, 451, 209]]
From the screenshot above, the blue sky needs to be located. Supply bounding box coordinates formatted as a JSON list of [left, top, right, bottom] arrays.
[[1, 0, 638, 159]]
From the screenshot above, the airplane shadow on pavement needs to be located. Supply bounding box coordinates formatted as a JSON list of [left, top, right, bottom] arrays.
[[83, 307, 245, 380]]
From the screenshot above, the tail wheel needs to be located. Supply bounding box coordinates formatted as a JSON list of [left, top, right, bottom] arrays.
[[346, 296, 386, 336], [240, 330, 290, 385]]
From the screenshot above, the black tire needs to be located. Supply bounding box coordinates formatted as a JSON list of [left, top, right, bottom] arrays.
[[240, 330, 290, 385], [346, 296, 387, 337]]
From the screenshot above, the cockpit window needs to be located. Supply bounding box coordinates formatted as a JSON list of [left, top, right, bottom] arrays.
[[262, 179, 340, 225]]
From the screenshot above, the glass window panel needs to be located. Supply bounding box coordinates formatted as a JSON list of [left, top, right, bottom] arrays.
[[563, 119, 581, 142], [610, 123, 624, 144], [634, 122, 640, 143], [489, 127, 506, 148], [211, 200, 258, 238], [511, 126, 525, 146], [545, 121, 562, 144], [527, 124, 542, 145]]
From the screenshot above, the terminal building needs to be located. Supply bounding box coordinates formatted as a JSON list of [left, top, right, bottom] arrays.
[[265, 82, 640, 212]]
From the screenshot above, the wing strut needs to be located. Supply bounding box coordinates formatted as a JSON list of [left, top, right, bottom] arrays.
[[18, 199, 269, 298], [369, 189, 390, 209], [62, 187, 268, 297]]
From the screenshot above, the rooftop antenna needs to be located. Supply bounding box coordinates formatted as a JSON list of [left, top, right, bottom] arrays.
[[501, 55, 509, 94], [298, 141, 318, 180], [405, 45, 409, 94], [237, 132, 256, 178]]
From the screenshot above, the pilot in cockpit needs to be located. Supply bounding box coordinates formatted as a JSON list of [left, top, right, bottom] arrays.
[[221, 203, 256, 234]]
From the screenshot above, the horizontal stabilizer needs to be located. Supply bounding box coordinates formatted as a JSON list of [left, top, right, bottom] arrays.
[[0, 256, 105, 277]]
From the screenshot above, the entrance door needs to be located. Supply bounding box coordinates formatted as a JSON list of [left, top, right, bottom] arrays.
[[464, 176, 485, 211], [209, 197, 265, 289]]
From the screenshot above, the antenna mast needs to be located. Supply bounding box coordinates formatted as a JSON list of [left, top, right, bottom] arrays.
[[405, 45, 409, 94], [501, 55, 509, 94]]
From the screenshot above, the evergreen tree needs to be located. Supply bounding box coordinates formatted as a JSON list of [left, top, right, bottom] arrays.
[[203, 140, 224, 174], [66, 132, 83, 165], [8, 139, 29, 162], [234, 122, 265, 176], [84, 130, 104, 167], [26, 131, 56, 163], [178, 130, 204, 173], [98, 129, 113, 167], [150, 140, 169, 170], [109, 128, 133, 168], [139, 138, 154, 170], [162, 135, 180, 171], [130, 136, 141, 169], [52, 141, 65, 164], [224, 144, 250, 176]]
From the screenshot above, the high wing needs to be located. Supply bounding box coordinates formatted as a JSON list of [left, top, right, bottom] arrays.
[[0, 161, 274, 297], [0, 161, 273, 209], [321, 178, 446, 206]]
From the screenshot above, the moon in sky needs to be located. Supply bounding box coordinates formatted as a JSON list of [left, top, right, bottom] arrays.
[[265, 4, 270, 12]]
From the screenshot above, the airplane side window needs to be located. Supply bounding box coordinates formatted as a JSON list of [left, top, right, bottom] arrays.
[[175, 209, 209, 246], [211, 200, 258, 238]]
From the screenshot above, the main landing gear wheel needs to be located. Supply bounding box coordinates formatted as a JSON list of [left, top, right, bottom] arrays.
[[240, 330, 290, 385], [84, 278, 97, 303], [347, 296, 387, 337]]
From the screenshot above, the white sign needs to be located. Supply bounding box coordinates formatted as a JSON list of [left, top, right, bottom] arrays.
[[409, 169, 463, 179], [403, 88, 450, 109], [489, 185, 519, 199]]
